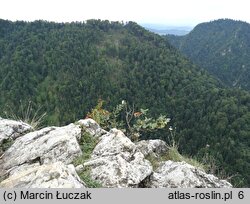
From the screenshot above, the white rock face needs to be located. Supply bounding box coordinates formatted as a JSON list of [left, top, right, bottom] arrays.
[[136, 139, 168, 158], [149, 161, 232, 188], [84, 129, 153, 187], [78, 119, 107, 137], [0, 162, 85, 188], [0, 117, 233, 188], [0, 123, 82, 176], [0, 118, 33, 144]]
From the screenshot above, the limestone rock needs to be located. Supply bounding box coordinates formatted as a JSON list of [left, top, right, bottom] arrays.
[[75, 165, 84, 173], [136, 139, 168, 158], [0, 117, 233, 188], [84, 129, 153, 187], [78, 118, 107, 137], [0, 123, 82, 176], [0, 117, 33, 144], [0, 162, 85, 188], [149, 161, 232, 188]]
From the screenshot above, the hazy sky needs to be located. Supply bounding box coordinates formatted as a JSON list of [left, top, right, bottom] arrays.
[[0, 0, 250, 26]]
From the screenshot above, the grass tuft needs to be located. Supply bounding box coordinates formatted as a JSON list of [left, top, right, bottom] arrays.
[[165, 146, 206, 171], [73, 128, 102, 188], [4, 101, 46, 130]]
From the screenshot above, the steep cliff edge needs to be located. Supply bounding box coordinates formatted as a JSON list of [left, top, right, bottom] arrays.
[[0, 117, 231, 188]]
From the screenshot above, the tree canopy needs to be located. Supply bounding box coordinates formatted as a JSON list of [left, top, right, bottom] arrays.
[[167, 19, 250, 90]]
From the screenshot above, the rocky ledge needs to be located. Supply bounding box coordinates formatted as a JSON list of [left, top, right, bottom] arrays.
[[0, 117, 232, 188]]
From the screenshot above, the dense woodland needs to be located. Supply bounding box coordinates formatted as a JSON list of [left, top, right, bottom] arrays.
[[167, 19, 250, 90], [0, 19, 249, 186]]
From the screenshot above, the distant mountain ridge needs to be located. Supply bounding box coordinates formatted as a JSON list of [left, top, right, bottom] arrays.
[[166, 19, 250, 90], [141, 23, 192, 35]]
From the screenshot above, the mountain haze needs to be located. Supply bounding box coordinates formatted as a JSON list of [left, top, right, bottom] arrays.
[[166, 19, 250, 90], [0, 19, 249, 186], [141, 23, 192, 35]]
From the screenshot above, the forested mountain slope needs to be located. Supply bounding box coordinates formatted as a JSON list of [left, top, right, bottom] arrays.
[[166, 19, 250, 90], [0, 19, 249, 186]]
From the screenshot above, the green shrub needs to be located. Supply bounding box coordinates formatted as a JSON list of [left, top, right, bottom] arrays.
[[86, 100, 170, 141], [85, 99, 110, 129]]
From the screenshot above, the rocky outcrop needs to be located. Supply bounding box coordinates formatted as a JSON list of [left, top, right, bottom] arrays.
[[77, 119, 107, 137], [148, 161, 232, 188], [0, 123, 82, 176], [0, 162, 85, 188], [0, 122, 83, 188], [0, 117, 232, 188], [0, 117, 32, 144], [136, 139, 168, 158], [84, 129, 153, 187]]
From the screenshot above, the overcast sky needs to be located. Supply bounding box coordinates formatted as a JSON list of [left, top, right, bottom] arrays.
[[0, 0, 250, 26]]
